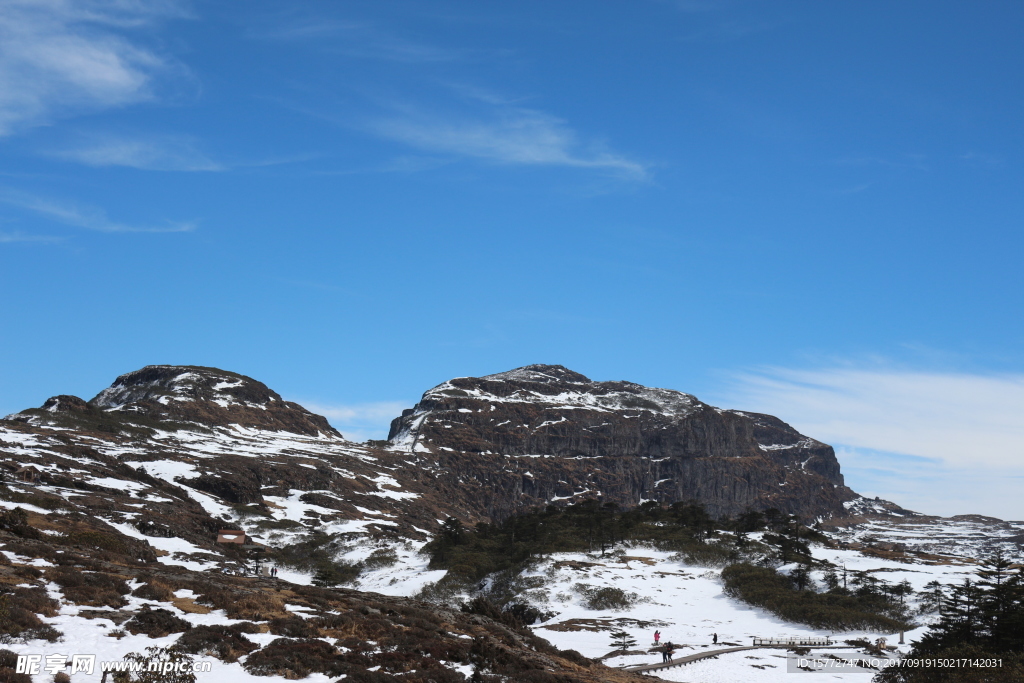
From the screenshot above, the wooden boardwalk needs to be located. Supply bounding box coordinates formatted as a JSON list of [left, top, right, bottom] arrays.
[[625, 646, 759, 674], [624, 644, 861, 674]]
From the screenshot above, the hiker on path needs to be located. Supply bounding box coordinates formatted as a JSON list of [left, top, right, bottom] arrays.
[[662, 642, 675, 663], [713, 632, 718, 644], [654, 630, 661, 645]]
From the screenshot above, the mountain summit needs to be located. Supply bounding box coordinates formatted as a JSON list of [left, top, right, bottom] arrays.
[[8, 362, 856, 520], [388, 364, 854, 519], [12, 365, 341, 438]]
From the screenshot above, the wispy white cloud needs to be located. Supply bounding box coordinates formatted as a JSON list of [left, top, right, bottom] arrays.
[[722, 365, 1024, 470], [0, 0, 186, 135], [0, 187, 195, 233], [0, 231, 64, 244], [49, 133, 223, 171], [960, 151, 1002, 167], [299, 400, 408, 442], [371, 108, 649, 180], [717, 363, 1024, 518], [834, 446, 1024, 520], [253, 18, 460, 63]]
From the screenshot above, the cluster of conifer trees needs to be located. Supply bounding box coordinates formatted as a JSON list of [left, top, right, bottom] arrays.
[[425, 499, 741, 583], [424, 500, 833, 587], [721, 562, 913, 632], [424, 499, 1024, 670], [876, 553, 1024, 682]]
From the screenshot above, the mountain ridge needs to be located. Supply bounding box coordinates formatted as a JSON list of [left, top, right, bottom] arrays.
[[0, 362, 943, 528], [387, 363, 854, 519], [8, 364, 341, 438]]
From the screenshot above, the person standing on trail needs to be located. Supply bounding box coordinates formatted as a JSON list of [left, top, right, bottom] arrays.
[[713, 632, 718, 644], [654, 630, 661, 645], [663, 642, 675, 663]]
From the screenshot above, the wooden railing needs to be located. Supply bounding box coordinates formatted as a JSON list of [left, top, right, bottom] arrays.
[[752, 637, 833, 646]]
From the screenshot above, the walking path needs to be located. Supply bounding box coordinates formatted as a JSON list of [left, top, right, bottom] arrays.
[[624, 644, 860, 674]]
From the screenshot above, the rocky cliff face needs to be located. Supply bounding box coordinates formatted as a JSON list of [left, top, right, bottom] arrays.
[[388, 364, 856, 520], [0, 362, 861, 567]]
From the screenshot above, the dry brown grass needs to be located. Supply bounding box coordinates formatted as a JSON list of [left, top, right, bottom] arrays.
[[226, 592, 287, 620], [132, 579, 174, 601], [171, 597, 211, 614]]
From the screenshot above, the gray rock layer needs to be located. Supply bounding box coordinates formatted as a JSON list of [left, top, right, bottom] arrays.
[[389, 364, 855, 520]]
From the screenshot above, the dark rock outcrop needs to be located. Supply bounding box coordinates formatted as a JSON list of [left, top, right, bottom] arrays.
[[12, 365, 340, 437], [388, 364, 856, 520]]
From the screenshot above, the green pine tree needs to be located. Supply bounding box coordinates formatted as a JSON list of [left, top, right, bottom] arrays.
[[609, 629, 637, 653], [917, 580, 945, 614]]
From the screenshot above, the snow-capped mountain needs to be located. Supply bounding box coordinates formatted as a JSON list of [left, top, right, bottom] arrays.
[[2, 363, 1020, 683], [387, 364, 854, 519]]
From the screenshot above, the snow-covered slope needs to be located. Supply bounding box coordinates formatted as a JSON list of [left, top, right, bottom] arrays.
[[2, 363, 1021, 683]]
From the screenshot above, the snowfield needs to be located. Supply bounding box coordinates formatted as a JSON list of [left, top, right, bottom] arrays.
[[0, 410, 1016, 683]]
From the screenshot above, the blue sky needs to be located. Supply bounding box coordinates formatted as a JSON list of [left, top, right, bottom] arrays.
[[1, 1, 1022, 519]]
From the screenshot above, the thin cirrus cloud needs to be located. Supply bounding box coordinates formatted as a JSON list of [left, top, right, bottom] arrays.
[[0, 231, 64, 244], [299, 400, 409, 442], [720, 365, 1024, 470], [0, 0, 185, 136], [50, 134, 224, 171], [370, 108, 650, 180], [253, 17, 461, 63], [833, 445, 1024, 519], [0, 187, 195, 233]]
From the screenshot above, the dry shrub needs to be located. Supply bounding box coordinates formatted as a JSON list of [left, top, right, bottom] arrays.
[[0, 595, 63, 643], [268, 616, 319, 638], [242, 638, 346, 678], [174, 625, 258, 662], [132, 579, 174, 602], [124, 606, 192, 638], [556, 649, 590, 667], [227, 592, 285, 621], [343, 671, 401, 683], [53, 672, 71, 683], [322, 610, 393, 641], [44, 567, 130, 608], [310, 613, 357, 639], [0, 508, 40, 539], [13, 567, 41, 581], [289, 584, 339, 608], [194, 586, 234, 611], [392, 667, 465, 683], [230, 621, 262, 633], [508, 672, 576, 683], [469, 638, 542, 677], [0, 650, 30, 683], [0, 670, 31, 683], [382, 630, 471, 666], [6, 586, 59, 617], [2, 540, 57, 565]]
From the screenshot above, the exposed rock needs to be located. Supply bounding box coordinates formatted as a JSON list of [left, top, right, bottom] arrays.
[[12, 365, 340, 438], [388, 364, 856, 519]]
